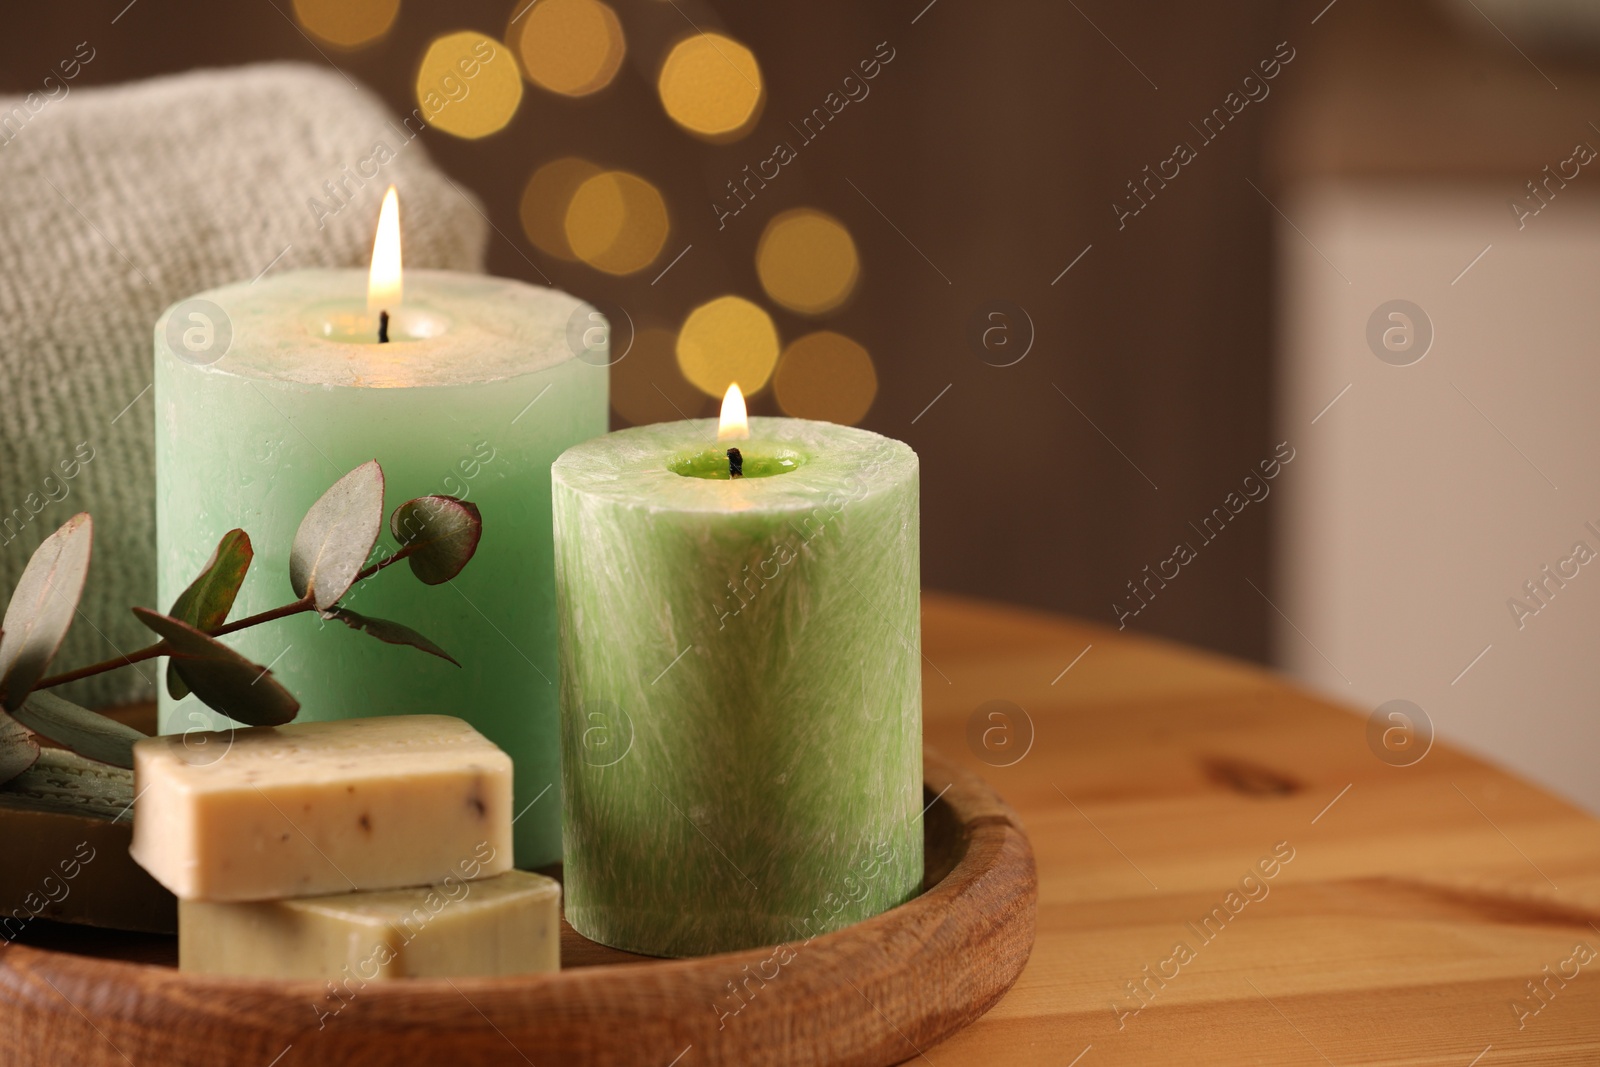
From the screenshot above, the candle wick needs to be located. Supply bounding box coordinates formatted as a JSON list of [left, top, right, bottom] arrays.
[[726, 447, 743, 479], [378, 309, 390, 344]]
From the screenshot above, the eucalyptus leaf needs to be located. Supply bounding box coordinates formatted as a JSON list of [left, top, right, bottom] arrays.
[[290, 460, 384, 611], [324, 607, 461, 666], [133, 608, 299, 727], [13, 689, 144, 769], [389, 496, 483, 586], [0, 710, 40, 787], [0, 513, 93, 711], [167, 528, 254, 700]]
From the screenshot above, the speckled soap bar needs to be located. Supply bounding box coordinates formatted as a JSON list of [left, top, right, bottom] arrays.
[[179, 869, 559, 980], [130, 715, 512, 902]]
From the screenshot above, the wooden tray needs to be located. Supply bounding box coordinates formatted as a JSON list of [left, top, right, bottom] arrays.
[[0, 746, 1036, 1066]]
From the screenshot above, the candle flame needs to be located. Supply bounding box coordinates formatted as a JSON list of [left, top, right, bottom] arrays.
[[368, 185, 402, 315], [717, 383, 749, 441]]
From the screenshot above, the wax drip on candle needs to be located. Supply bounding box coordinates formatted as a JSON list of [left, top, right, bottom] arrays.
[[726, 447, 743, 478]]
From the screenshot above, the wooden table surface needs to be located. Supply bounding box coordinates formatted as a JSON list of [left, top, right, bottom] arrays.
[[919, 592, 1600, 1066]]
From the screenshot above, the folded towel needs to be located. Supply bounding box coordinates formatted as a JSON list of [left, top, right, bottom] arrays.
[[0, 62, 488, 708]]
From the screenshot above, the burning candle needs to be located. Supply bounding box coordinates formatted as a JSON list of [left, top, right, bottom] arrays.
[[153, 187, 606, 868], [552, 385, 924, 956]]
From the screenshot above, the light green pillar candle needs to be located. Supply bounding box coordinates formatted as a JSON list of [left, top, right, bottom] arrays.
[[154, 268, 606, 869], [552, 415, 923, 957]]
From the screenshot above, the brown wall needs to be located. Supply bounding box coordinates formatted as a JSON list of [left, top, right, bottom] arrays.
[[0, 0, 1292, 662]]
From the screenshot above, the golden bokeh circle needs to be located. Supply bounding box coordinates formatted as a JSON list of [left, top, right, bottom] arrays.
[[676, 296, 780, 396], [610, 327, 710, 426], [293, 0, 399, 48], [512, 0, 626, 97], [564, 170, 670, 276], [657, 33, 764, 141], [756, 209, 860, 315], [774, 331, 877, 425], [520, 158, 602, 260], [415, 31, 523, 139]]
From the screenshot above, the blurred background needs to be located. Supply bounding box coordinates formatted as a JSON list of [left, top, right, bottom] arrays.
[[2, 0, 1597, 811]]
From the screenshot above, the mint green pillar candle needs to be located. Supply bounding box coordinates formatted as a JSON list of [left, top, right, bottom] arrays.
[[154, 267, 606, 869], [552, 413, 923, 956]]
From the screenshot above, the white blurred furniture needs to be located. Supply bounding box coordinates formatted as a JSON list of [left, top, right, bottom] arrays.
[[1271, 1, 1600, 813], [1276, 181, 1600, 814]]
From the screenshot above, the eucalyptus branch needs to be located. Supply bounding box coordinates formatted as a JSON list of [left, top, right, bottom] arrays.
[[32, 531, 447, 691], [34, 594, 318, 689], [34, 641, 174, 689], [0, 461, 482, 775], [211, 595, 316, 637], [349, 542, 420, 585]]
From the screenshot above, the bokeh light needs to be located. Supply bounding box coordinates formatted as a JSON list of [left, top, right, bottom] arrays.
[[610, 327, 711, 425], [293, 0, 398, 48], [511, 0, 626, 97], [519, 158, 601, 260], [756, 209, 860, 315], [416, 31, 523, 139], [657, 33, 764, 141], [564, 170, 670, 275], [774, 332, 877, 425], [676, 296, 780, 396]]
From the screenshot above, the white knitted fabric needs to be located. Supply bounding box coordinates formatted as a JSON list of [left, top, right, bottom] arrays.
[[0, 64, 488, 707]]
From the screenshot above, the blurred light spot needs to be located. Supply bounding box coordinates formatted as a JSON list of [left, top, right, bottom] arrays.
[[293, 0, 398, 47], [657, 33, 763, 141], [774, 331, 876, 425], [676, 296, 779, 396], [512, 0, 626, 97], [611, 327, 710, 425], [565, 170, 670, 275], [416, 31, 523, 139], [756, 209, 860, 315], [520, 157, 601, 260]]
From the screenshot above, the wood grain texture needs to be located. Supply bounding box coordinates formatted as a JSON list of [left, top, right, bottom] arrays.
[[916, 593, 1600, 1065], [0, 726, 1034, 1065], [7, 590, 1600, 1064]]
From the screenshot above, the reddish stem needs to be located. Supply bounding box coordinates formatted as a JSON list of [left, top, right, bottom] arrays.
[[31, 551, 417, 693], [33, 642, 174, 689], [34, 596, 316, 690], [355, 545, 415, 583], [211, 597, 315, 637]]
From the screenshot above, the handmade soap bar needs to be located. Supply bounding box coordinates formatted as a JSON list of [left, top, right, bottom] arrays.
[[131, 715, 512, 901], [0, 750, 176, 936], [179, 869, 559, 980]]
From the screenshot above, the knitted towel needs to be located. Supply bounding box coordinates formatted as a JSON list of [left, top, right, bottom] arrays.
[[0, 63, 488, 707]]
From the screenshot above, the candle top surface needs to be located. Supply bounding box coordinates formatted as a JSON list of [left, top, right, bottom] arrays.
[[157, 269, 593, 388], [552, 416, 917, 515]]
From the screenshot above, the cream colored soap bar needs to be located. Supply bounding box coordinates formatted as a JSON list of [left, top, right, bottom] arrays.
[[131, 715, 512, 901], [179, 869, 560, 981]]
